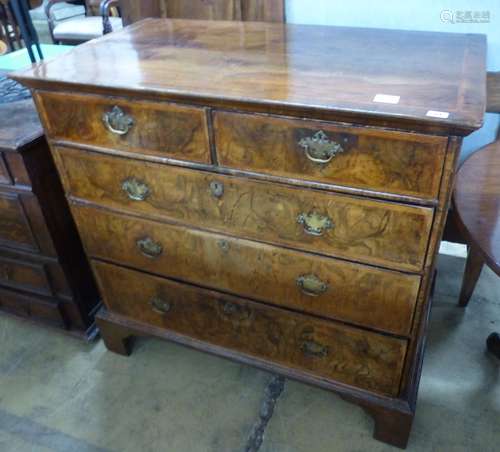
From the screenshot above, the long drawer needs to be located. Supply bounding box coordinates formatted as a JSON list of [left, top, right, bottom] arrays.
[[0, 248, 72, 299], [214, 111, 447, 201], [0, 286, 65, 327], [36, 91, 211, 163], [93, 260, 408, 396], [72, 204, 420, 336], [57, 147, 433, 272]]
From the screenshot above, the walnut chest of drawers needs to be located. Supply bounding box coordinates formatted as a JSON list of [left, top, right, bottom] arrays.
[[0, 87, 99, 337], [13, 19, 486, 448]]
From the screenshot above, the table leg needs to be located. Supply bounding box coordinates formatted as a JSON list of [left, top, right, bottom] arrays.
[[458, 246, 484, 307]]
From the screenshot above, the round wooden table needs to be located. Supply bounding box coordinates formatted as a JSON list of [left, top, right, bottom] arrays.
[[453, 139, 500, 358]]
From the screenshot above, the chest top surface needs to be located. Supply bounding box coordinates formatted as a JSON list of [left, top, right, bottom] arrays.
[[13, 19, 486, 135], [0, 76, 43, 152]]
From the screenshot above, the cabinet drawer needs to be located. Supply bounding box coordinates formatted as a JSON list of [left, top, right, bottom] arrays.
[[36, 91, 210, 163], [0, 254, 52, 296], [214, 111, 447, 200], [59, 148, 433, 271], [73, 205, 420, 336], [0, 286, 65, 327], [94, 261, 407, 396], [0, 191, 39, 252], [0, 153, 11, 185]]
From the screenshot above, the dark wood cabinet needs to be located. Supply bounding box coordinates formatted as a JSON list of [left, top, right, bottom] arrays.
[[13, 20, 486, 447], [0, 94, 100, 338]]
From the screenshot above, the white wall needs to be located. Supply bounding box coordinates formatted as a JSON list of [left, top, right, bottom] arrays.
[[286, 0, 500, 159]]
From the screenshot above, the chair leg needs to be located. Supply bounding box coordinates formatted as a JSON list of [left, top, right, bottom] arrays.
[[486, 333, 500, 359], [458, 246, 484, 307]]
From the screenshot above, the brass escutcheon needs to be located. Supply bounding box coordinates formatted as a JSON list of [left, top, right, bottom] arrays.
[[102, 106, 134, 135], [298, 130, 344, 164], [210, 180, 224, 198]]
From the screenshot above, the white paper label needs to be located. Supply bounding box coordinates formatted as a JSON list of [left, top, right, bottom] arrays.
[[373, 94, 400, 104], [426, 110, 450, 119]]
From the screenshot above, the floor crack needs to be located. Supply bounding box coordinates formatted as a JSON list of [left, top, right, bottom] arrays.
[[244, 375, 286, 452]]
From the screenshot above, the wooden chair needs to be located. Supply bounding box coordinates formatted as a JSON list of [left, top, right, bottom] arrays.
[[46, 0, 121, 44], [452, 71, 500, 358]]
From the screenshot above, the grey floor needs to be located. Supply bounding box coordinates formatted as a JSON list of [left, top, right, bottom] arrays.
[[0, 246, 499, 452]]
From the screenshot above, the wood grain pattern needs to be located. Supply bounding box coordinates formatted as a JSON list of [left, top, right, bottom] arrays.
[[93, 260, 408, 396], [0, 191, 39, 252], [0, 286, 65, 327], [0, 254, 51, 296], [2, 152, 31, 186], [453, 140, 500, 274], [13, 19, 486, 135], [72, 204, 420, 336], [0, 247, 73, 299], [118, 0, 168, 26], [241, 0, 285, 22], [0, 99, 43, 151], [117, 0, 284, 25], [57, 147, 434, 272], [165, 0, 241, 20], [36, 91, 210, 163], [0, 153, 11, 184], [0, 96, 100, 336], [214, 111, 447, 200], [487, 72, 500, 113]]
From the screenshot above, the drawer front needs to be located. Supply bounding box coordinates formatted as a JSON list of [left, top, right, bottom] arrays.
[[0, 191, 38, 252], [0, 287, 65, 327], [0, 254, 52, 296], [36, 91, 210, 163], [59, 148, 433, 271], [94, 261, 407, 396], [73, 205, 420, 335], [214, 111, 447, 200], [0, 153, 11, 185]]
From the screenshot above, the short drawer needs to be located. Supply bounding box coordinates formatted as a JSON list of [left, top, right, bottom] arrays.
[[0, 190, 38, 252], [94, 261, 407, 396], [214, 111, 447, 200], [59, 148, 433, 271], [73, 205, 420, 336], [36, 91, 210, 163], [0, 153, 11, 185]]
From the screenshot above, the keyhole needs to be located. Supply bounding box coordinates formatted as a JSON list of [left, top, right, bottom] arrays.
[[210, 180, 224, 198]]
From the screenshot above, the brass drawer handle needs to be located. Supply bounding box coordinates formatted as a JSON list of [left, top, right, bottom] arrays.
[[299, 130, 344, 164], [136, 237, 163, 259], [150, 297, 171, 314], [122, 177, 150, 201], [102, 106, 134, 135], [297, 211, 333, 236], [301, 340, 329, 358], [296, 274, 328, 297]]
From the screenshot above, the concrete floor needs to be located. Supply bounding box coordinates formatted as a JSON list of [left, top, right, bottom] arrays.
[[0, 247, 499, 452]]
